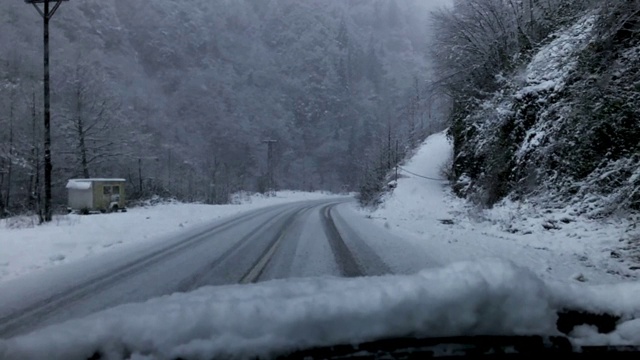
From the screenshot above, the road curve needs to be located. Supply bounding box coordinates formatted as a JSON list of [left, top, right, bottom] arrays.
[[0, 199, 392, 338], [321, 204, 364, 277]]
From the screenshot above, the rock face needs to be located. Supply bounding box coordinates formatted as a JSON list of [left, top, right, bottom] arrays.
[[448, 6, 640, 216]]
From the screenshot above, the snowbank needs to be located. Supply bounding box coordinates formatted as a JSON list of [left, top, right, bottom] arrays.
[[374, 131, 453, 223], [0, 191, 341, 283], [361, 131, 638, 283], [1, 259, 638, 360]]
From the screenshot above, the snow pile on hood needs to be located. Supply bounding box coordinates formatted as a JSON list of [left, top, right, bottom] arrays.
[[3, 259, 638, 360]]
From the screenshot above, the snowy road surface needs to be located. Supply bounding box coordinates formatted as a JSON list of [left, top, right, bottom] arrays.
[[0, 198, 413, 338]]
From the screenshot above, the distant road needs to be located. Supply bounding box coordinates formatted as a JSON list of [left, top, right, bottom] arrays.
[[0, 198, 392, 338]]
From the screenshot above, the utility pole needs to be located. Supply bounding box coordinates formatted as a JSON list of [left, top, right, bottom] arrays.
[[26, 0, 69, 222], [262, 139, 278, 195]]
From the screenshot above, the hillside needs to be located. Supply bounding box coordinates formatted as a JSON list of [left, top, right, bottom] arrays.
[[438, 2, 639, 217], [0, 0, 449, 215], [362, 131, 639, 282]]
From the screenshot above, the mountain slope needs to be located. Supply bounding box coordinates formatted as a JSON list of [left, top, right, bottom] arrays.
[[449, 6, 640, 217], [0, 0, 444, 212]]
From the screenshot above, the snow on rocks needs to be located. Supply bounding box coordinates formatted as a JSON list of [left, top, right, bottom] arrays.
[[524, 15, 596, 89]]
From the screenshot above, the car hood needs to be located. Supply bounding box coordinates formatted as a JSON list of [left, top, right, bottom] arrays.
[[1, 259, 639, 360]]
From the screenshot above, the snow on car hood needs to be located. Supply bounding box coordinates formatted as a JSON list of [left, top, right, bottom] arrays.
[[1, 259, 639, 360]]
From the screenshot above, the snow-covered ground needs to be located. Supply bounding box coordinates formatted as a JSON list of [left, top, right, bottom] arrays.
[[2, 259, 639, 360], [357, 131, 639, 284], [0, 191, 342, 284], [1, 133, 640, 359]]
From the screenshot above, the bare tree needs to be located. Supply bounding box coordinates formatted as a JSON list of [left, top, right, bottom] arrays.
[[595, 0, 640, 42], [58, 62, 125, 179], [0, 55, 21, 216], [28, 89, 43, 221], [430, 0, 589, 100]]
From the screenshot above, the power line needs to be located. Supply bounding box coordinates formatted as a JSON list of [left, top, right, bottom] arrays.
[[398, 166, 446, 181]]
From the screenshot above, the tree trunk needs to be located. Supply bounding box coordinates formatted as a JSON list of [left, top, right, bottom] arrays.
[[5, 95, 14, 210], [76, 85, 90, 178], [387, 122, 392, 171], [0, 158, 5, 218], [35, 145, 43, 224], [29, 90, 43, 222], [43, 1, 53, 222], [28, 91, 37, 209], [138, 158, 143, 194]]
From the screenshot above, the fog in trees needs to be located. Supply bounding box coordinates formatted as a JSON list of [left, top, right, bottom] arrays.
[[0, 0, 450, 217]]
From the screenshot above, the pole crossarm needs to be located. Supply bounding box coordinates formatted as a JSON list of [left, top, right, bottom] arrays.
[[50, 0, 66, 17], [25, 0, 68, 19], [31, 3, 45, 18]]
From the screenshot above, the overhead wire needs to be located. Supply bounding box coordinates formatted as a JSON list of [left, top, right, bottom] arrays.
[[397, 166, 447, 182]]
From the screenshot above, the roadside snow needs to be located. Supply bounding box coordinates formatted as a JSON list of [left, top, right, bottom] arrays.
[[0, 191, 341, 284], [1, 259, 638, 360], [358, 131, 638, 284]]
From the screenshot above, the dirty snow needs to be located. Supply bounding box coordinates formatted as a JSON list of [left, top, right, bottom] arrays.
[[0, 191, 341, 284]]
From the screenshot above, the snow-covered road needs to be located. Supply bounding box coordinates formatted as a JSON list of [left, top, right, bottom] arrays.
[[0, 198, 426, 338]]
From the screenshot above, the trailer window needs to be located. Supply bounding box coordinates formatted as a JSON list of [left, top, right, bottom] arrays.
[[112, 186, 120, 194], [103, 186, 112, 195]]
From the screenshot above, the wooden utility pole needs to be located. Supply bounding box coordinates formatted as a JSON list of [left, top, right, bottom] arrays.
[[26, 0, 69, 222], [262, 139, 278, 194]]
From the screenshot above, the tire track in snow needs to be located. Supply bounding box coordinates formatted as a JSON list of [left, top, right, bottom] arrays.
[[329, 205, 392, 277], [321, 204, 365, 277], [176, 204, 316, 291], [0, 205, 283, 338], [239, 205, 317, 284]]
